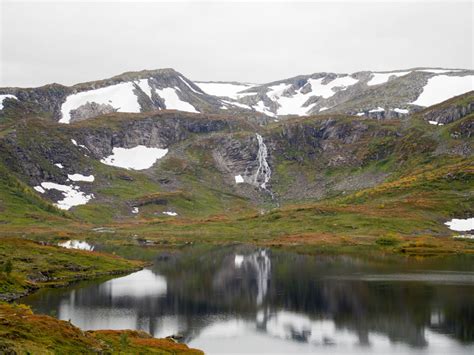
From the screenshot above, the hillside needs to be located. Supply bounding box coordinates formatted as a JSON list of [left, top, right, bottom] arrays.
[[0, 90, 471, 252]]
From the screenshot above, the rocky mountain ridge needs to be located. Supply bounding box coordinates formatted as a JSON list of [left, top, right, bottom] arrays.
[[1, 67, 472, 124], [0, 69, 252, 123], [211, 68, 474, 118]]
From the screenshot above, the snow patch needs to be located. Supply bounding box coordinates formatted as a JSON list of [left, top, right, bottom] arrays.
[[453, 234, 474, 240], [101, 145, 168, 170], [34, 186, 45, 193], [412, 75, 474, 106], [222, 100, 251, 109], [418, 69, 463, 74], [367, 71, 411, 86], [132, 207, 139, 214], [254, 101, 276, 117], [135, 79, 153, 97], [428, 120, 444, 126], [445, 218, 474, 232], [70, 139, 89, 150], [0, 94, 17, 109], [60, 82, 141, 123], [267, 83, 292, 100], [67, 173, 95, 182], [54, 163, 64, 169], [393, 108, 409, 114], [235, 175, 244, 184], [369, 107, 384, 113], [308, 76, 358, 99], [58, 240, 94, 251], [262, 76, 358, 116], [180, 76, 202, 94], [196, 82, 255, 99], [40, 182, 94, 210], [319, 107, 329, 112], [155, 87, 199, 113], [163, 211, 178, 216]]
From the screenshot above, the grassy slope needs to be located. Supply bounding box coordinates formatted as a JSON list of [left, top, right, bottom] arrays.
[[0, 238, 143, 301], [101, 155, 472, 257], [0, 238, 205, 353], [0, 303, 203, 354], [0, 96, 471, 253]]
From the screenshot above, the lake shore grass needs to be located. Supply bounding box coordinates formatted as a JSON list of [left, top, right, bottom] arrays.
[[0, 303, 203, 354], [0, 238, 205, 354]]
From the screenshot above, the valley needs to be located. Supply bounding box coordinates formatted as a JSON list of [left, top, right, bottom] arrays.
[[0, 68, 472, 353]]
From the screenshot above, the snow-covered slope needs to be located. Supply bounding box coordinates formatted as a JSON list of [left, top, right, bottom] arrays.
[[228, 68, 473, 118], [411, 75, 473, 107], [195, 82, 256, 100], [59, 73, 206, 123], [60, 82, 142, 123], [1, 67, 472, 122], [0, 69, 251, 123]]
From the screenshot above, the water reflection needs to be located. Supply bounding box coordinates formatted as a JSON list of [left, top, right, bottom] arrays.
[[22, 246, 474, 354]]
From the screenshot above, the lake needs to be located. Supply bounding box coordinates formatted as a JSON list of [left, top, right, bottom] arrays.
[[22, 245, 474, 354]]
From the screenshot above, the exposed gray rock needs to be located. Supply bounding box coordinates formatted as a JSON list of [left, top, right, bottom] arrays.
[[421, 94, 474, 124], [69, 102, 117, 122]]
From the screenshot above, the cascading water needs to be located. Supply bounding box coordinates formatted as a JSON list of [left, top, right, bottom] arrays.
[[254, 133, 271, 190]]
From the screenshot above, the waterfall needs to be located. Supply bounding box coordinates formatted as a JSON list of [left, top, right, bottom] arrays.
[[254, 133, 271, 190]]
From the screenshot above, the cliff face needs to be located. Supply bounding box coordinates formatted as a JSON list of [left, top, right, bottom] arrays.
[[419, 92, 474, 125]]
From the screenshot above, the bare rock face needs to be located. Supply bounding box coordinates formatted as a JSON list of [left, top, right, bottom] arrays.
[[212, 135, 260, 186], [74, 112, 236, 159], [422, 96, 474, 125], [69, 102, 118, 122]]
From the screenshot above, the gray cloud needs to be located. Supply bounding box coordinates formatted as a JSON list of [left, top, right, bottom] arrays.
[[1, 1, 472, 87]]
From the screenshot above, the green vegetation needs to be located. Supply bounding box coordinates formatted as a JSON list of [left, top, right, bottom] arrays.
[[0, 303, 203, 354], [0, 238, 143, 301]]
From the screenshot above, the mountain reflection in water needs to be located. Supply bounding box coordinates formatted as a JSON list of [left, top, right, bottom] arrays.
[[22, 246, 474, 354]]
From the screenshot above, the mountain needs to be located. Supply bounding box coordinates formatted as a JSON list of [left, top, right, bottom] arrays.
[[1, 68, 472, 124], [0, 69, 254, 124], [201, 68, 474, 118], [0, 83, 471, 222], [0, 68, 472, 254]]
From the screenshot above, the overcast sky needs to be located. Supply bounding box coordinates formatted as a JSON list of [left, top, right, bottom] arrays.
[[0, 0, 472, 87]]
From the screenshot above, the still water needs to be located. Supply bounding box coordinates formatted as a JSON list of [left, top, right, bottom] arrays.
[[22, 246, 474, 354]]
